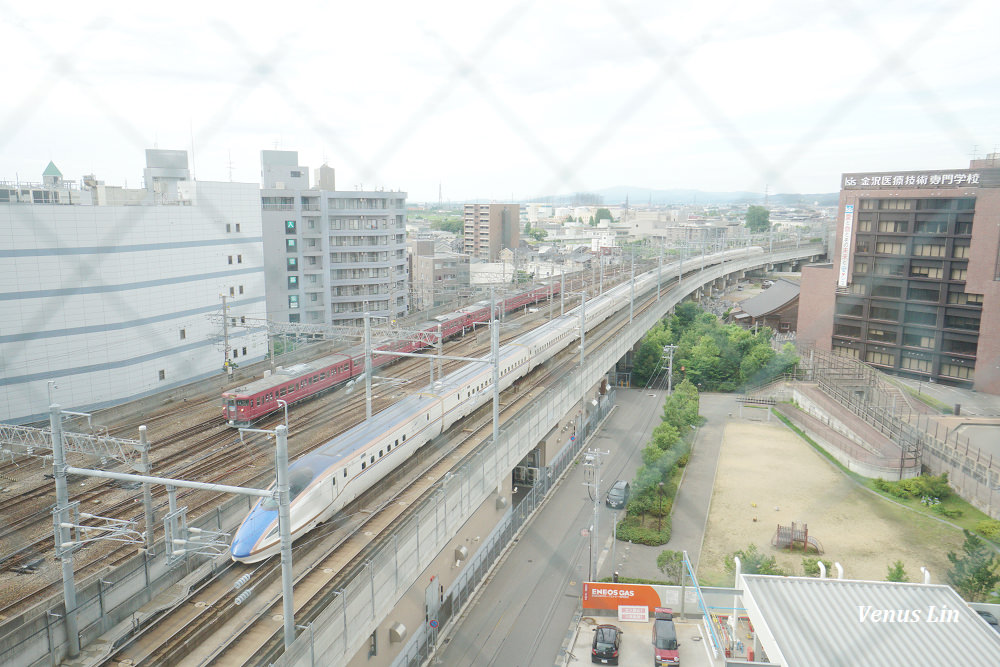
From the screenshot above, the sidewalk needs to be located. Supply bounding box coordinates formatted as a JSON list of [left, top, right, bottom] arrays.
[[599, 393, 733, 582]]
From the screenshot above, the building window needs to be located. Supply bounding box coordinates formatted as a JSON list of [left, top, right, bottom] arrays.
[[286, 220, 297, 234], [287, 258, 298, 271], [291, 170, 302, 178], [902, 332, 934, 348], [289, 313, 300, 323], [875, 241, 905, 255], [909, 264, 943, 279], [907, 286, 939, 302], [865, 350, 895, 366], [952, 244, 970, 259], [286, 238, 297, 252], [237, 254, 243, 263], [236, 223, 241, 232], [834, 324, 861, 338], [158, 370, 166, 381], [950, 266, 968, 281], [180, 329, 186, 340], [869, 306, 899, 322], [239, 285, 244, 294], [289, 295, 300, 309], [288, 276, 299, 289], [939, 363, 974, 380], [226, 223, 231, 232], [853, 261, 869, 275], [871, 284, 902, 298], [900, 356, 932, 373], [229, 286, 235, 296], [942, 339, 977, 355], [947, 290, 982, 306], [912, 244, 945, 257], [944, 314, 979, 331], [228, 255, 233, 264], [242, 346, 247, 356]]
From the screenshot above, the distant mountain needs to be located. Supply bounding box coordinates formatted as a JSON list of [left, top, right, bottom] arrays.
[[534, 187, 839, 207]]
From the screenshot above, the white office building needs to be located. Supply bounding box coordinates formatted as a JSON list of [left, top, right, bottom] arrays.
[[0, 150, 266, 423], [260, 150, 408, 327]]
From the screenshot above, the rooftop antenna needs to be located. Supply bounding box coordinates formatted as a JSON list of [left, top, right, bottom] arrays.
[[969, 145, 979, 161]]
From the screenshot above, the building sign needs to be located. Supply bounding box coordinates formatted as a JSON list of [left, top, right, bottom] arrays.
[[582, 582, 663, 612], [842, 171, 980, 189], [838, 204, 854, 288], [618, 605, 650, 622]]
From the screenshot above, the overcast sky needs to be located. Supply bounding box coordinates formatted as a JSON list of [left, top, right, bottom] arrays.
[[1, 0, 996, 203]]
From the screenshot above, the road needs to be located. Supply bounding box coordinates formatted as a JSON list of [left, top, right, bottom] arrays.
[[432, 389, 665, 667]]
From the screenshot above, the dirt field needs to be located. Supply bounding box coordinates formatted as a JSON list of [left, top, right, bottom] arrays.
[[698, 418, 966, 585]]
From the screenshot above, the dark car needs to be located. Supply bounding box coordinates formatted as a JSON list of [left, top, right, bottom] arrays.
[[605, 480, 630, 509], [978, 609, 1000, 631], [592, 624, 622, 664]]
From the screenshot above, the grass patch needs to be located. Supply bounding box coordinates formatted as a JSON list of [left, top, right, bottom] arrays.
[[772, 406, 997, 541], [898, 384, 953, 414], [598, 576, 672, 585]]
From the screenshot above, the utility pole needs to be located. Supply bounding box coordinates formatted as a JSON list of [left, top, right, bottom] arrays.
[[629, 247, 635, 324], [139, 426, 155, 553], [664, 345, 677, 394], [50, 405, 80, 658], [492, 310, 502, 493], [364, 310, 373, 420], [560, 268, 565, 317], [583, 447, 610, 582]]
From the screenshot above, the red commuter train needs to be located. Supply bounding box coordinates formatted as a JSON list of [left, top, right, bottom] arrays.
[[222, 282, 560, 427]]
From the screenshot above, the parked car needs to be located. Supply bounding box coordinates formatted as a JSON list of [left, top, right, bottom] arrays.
[[592, 624, 622, 664], [977, 609, 999, 631], [653, 607, 680, 666], [605, 480, 630, 509]]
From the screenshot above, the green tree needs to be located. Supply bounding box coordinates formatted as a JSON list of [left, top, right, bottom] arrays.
[[745, 205, 771, 232], [886, 560, 910, 582], [724, 544, 787, 576], [595, 207, 614, 223], [431, 218, 464, 235], [529, 228, 548, 241], [589, 215, 596, 226], [657, 550, 685, 585], [947, 530, 1000, 601]]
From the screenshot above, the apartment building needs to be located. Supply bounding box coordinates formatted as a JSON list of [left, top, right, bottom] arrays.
[[463, 203, 519, 261], [260, 150, 408, 327]]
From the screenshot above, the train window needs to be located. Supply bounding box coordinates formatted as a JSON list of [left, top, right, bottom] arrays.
[[395, 439, 398, 446], [370, 456, 375, 464], [331, 476, 335, 485], [402, 434, 406, 441], [344, 469, 347, 477], [280, 387, 286, 397], [362, 461, 366, 469], [379, 449, 383, 457], [321, 372, 326, 380], [313, 375, 319, 383], [387, 444, 391, 452]]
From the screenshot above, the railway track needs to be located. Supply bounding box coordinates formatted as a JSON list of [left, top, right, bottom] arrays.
[[0, 285, 590, 621], [103, 270, 662, 666]]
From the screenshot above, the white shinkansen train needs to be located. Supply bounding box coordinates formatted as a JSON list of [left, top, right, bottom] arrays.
[[230, 247, 762, 562]]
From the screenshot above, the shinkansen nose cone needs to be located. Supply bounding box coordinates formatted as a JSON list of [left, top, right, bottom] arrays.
[[230, 505, 278, 561]]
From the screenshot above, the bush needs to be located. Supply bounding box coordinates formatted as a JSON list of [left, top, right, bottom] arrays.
[[975, 520, 1000, 542], [802, 557, 833, 577], [616, 514, 672, 546], [932, 504, 963, 519], [874, 474, 952, 501], [886, 560, 909, 582], [724, 544, 787, 576]]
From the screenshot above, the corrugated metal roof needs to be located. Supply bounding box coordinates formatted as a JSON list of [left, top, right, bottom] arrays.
[[742, 575, 1000, 666], [738, 278, 800, 318]]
